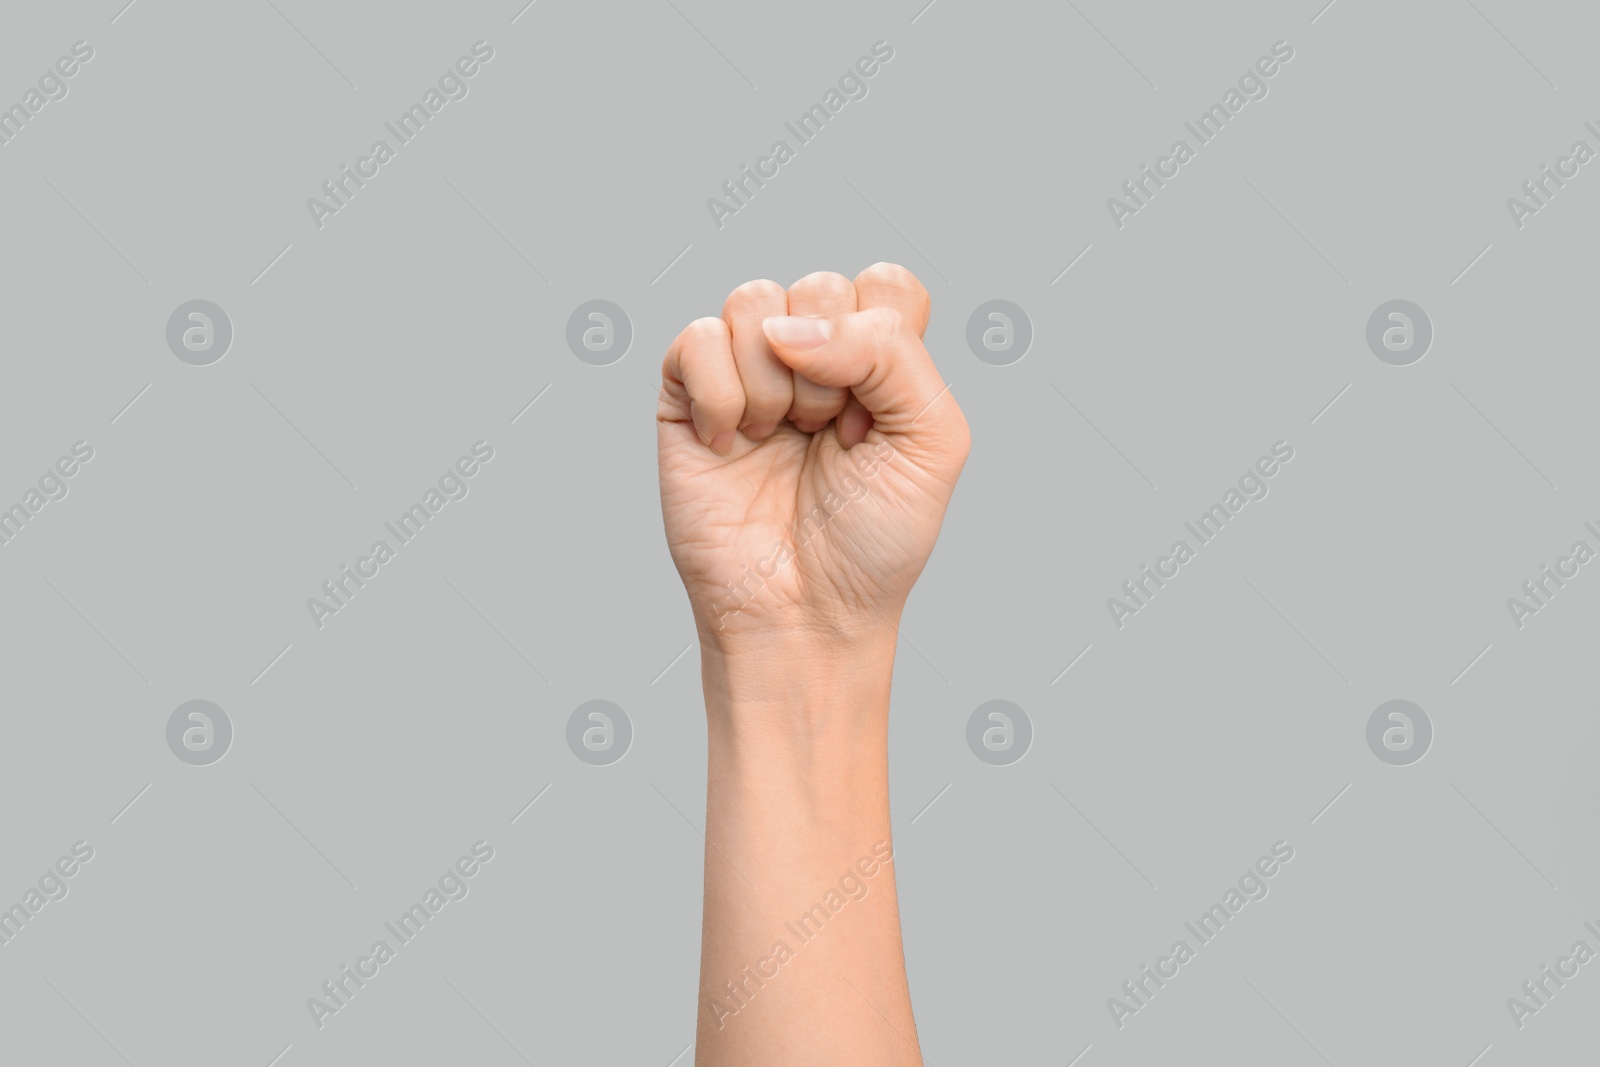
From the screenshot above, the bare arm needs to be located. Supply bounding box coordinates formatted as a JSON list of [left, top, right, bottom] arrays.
[[695, 639, 916, 1064], [656, 265, 968, 1065]]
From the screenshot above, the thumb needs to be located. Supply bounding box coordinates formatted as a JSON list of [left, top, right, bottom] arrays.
[[762, 308, 969, 459]]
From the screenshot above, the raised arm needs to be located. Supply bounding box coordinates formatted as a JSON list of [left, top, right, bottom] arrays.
[[655, 265, 969, 1065]]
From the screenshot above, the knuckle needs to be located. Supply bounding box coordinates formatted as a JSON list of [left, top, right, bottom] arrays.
[[855, 261, 924, 299], [724, 278, 785, 314], [789, 270, 854, 299], [681, 316, 730, 347]]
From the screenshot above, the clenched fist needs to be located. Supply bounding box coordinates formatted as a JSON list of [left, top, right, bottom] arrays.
[[657, 263, 970, 648]]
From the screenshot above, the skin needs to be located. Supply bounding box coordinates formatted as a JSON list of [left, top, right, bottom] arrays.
[[656, 263, 970, 1065]]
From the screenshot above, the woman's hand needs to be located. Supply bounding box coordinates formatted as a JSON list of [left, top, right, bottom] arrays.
[[657, 263, 970, 651]]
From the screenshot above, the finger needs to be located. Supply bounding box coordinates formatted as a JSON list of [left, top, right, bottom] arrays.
[[660, 316, 743, 454], [835, 394, 874, 450], [853, 262, 930, 338], [762, 308, 968, 464], [845, 263, 928, 451], [721, 279, 791, 439], [783, 271, 855, 431]]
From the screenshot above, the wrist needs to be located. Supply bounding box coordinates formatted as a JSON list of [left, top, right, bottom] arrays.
[[700, 626, 895, 777], [702, 640, 896, 837], [699, 627, 897, 723]]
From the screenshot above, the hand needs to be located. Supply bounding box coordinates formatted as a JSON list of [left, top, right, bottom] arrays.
[[656, 263, 970, 649]]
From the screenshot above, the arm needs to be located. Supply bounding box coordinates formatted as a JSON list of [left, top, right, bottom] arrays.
[[655, 265, 969, 1065], [696, 636, 913, 1064]]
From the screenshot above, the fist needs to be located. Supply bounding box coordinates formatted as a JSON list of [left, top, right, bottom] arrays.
[[656, 264, 970, 645]]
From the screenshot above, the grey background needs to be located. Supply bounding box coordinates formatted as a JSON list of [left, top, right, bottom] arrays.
[[1, 0, 1596, 1064]]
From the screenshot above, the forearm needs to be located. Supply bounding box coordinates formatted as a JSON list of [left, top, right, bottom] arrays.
[[694, 633, 921, 1066], [659, 264, 963, 1062]]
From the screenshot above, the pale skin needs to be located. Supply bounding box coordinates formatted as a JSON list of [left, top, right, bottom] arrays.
[[656, 263, 969, 1065]]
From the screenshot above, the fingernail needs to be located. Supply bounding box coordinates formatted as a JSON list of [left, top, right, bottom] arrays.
[[763, 316, 832, 350], [711, 430, 735, 454], [743, 422, 777, 439]]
